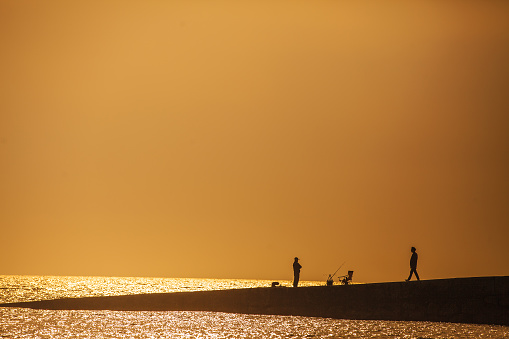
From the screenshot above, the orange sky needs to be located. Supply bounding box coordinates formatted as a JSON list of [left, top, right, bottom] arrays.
[[1, 1, 508, 283]]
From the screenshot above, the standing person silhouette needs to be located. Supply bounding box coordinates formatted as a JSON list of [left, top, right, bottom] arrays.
[[406, 247, 420, 281], [293, 257, 302, 287]]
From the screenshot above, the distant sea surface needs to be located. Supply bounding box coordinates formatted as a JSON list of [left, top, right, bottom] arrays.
[[1, 275, 508, 338]]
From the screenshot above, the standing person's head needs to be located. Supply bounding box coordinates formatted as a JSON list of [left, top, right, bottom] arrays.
[[294, 257, 299, 262], [411, 247, 416, 253]]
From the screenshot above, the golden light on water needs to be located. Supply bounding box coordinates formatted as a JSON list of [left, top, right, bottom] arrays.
[[2, 308, 508, 338], [1, 276, 509, 337], [0, 275, 322, 303]]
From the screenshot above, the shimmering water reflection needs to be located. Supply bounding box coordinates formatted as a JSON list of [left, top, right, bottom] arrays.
[[0, 275, 320, 303], [2, 308, 508, 339], [1, 276, 508, 338]]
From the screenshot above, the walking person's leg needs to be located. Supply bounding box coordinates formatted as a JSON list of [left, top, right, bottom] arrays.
[[407, 269, 415, 281]]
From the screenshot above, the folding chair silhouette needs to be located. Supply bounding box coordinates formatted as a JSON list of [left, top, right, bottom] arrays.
[[339, 271, 354, 285]]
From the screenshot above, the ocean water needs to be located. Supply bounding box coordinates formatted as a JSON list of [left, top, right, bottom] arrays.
[[1, 275, 508, 338]]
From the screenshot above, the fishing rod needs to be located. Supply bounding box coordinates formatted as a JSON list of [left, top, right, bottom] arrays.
[[329, 261, 346, 279]]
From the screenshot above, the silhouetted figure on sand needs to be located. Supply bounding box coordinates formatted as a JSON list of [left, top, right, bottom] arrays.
[[293, 257, 302, 287], [406, 247, 420, 281]]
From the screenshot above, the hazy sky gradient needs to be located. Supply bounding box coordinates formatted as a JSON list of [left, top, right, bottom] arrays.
[[1, 1, 508, 282]]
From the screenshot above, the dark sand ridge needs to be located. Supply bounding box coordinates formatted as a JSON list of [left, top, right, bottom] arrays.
[[2, 276, 508, 326]]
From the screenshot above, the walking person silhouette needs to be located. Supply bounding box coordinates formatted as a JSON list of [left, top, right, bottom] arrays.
[[293, 257, 302, 287], [406, 247, 420, 281]]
